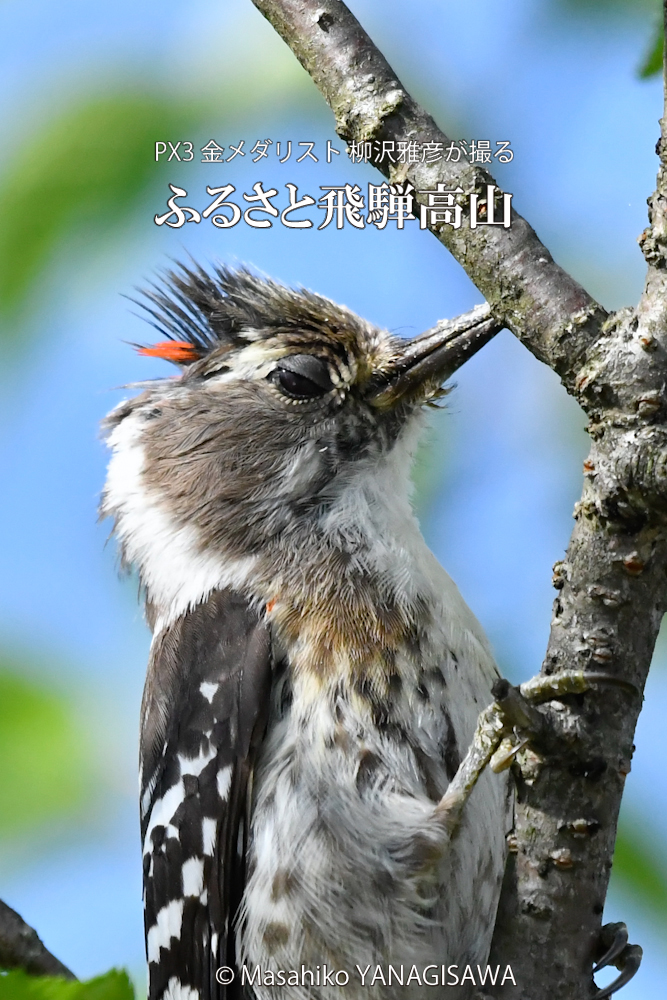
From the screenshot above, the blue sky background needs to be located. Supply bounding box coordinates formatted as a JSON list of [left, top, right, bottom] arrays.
[[0, 0, 665, 994]]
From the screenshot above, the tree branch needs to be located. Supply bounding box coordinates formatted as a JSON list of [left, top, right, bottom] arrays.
[[638, 1, 667, 334], [252, 2, 667, 997], [0, 899, 76, 980], [488, 6, 667, 995], [251, 0, 607, 388]]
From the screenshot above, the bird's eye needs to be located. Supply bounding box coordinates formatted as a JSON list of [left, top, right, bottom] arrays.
[[269, 355, 333, 400], [274, 369, 325, 398]]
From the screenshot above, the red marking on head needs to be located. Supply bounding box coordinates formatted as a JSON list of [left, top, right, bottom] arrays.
[[266, 599, 277, 614], [136, 341, 201, 363]]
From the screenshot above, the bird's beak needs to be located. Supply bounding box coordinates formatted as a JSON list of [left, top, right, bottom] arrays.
[[369, 304, 501, 409]]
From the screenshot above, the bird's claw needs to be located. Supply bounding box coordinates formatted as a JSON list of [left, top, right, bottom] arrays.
[[518, 670, 640, 705], [593, 921, 629, 972], [437, 671, 639, 835], [593, 922, 642, 999], [487, 671, 641, 770]]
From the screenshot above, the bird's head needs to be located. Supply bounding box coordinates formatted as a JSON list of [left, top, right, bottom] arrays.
[[102, 264, 496, 624]]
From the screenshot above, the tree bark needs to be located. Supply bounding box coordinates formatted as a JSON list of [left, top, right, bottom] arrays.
[[0, 898, 76, 980], [250, 2, 667, 997]]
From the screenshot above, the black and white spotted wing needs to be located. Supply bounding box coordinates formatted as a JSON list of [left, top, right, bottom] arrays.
[[140, 589, 272, 1000]]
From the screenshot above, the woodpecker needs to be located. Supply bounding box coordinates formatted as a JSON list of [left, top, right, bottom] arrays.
[[101, 264, 512, 1000]]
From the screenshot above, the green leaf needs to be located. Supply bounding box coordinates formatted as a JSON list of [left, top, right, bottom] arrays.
[[612, 818, 667, 920], [638, 21, 664, 78], [0, 667, 89, 836], [0, 93, 200, 321], [0, 969, 134, 1000]]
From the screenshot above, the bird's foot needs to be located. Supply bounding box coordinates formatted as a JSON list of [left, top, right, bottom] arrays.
[[434, 700, 508, 834], [593, 921, 642, 999], [518, 669, 639, 705], [434, 670, 639, 836], [496, 671, 640, 780], [488, 670, 640, 776]]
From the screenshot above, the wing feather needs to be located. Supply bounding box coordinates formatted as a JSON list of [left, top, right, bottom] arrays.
[[140, 590, 272, 1000]]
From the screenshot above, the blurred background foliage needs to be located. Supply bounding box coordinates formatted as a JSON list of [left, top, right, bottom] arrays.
[[0, 0, 666, 995], [0, 94, 201, 319], [0, 667, 90, 837], [0, 970, 134, 1000]]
